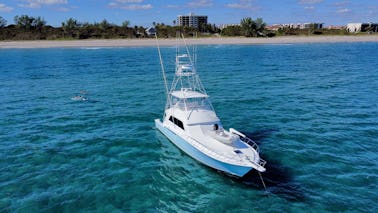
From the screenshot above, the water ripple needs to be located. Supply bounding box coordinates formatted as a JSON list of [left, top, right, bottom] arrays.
[[1, 43, 377, 212]]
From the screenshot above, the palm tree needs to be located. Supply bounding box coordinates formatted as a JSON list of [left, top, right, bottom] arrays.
[[62, 18, 80, 38], [0, 16, 6, 28], [240, 17, 266, 37], [99, 19, 111, 30], [255, 18, 266, 36], [14, 15, 34, 30], [240, 17, 256, 37], [122, 20, 130, 28], [33, 16, 46, 31]]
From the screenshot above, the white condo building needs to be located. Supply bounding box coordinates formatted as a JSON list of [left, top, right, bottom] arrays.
[[177, 13, 208, 28], [347, 23, 378, 33]]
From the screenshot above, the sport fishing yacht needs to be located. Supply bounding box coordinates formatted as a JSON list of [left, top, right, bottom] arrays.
[[155, 35, 266, 177]]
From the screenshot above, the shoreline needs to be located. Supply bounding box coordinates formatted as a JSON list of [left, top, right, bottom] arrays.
[[1, 35, 378, 49]]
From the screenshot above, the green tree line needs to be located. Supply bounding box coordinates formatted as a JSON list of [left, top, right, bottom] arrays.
[[220, 17, 350, 37], [0, 15, 350, 40], [0, 15, 222, 40], [276, 27, 349, 36], [221, 17, 269, 37], [0, 15, 271, 40], [153, 22, 220, 38], [0, 15, 146, 40]]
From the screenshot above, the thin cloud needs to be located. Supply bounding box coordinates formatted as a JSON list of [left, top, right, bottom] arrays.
[[57, 7, 69, 12], [0, 3, 14, 12], [226, 0, 257, 10], [57, 5, 77, 12], [116, 0, 143, 3], [122, 4, 152, 10], [333, 1, 351, 15], [187, 0, 213, 8], [18, 0, 68, 8], [304, 6, 315, 10], [298, 0, 323, 4], [336, 8, 350, 13], [109, 0, 152, 10], [108, 2, 118, 7], [333, 1, 349, 6], [166, 4, 179, 9]]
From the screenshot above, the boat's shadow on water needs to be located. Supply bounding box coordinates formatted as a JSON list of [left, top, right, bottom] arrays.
[[155, 128, 306, 202], [223, 130, 306, 202]]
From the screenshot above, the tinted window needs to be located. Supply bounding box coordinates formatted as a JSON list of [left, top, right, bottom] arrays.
[[175, 118, 184, 130], [168, 116, 185, 130]]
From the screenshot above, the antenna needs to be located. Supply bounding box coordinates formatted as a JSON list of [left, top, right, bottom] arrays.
[[181, 33, 194, 67], [155, 33, 170, 110]]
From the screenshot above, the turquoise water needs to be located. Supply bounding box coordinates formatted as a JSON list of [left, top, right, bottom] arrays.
[[1, 43, 377, 212]]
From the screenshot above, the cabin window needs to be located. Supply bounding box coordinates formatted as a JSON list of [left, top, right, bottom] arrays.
[[175, 119, 184, 130], [168, 116, 185, 130]]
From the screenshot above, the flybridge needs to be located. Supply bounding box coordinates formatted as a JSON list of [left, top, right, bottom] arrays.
[[171, 90, 208, 99], [169, 43, 208, 105]]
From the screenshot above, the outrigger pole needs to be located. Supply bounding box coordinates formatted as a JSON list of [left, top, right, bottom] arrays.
[[155, 33, 170, 109]]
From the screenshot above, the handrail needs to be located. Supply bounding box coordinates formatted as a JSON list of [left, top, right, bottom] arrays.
[[241, 136, 260, 153], [180, 129, 266, 172], [187, 130, 266, 168], [229, 128, 245, 138], [229, 128, 260, 153], [229, 128, 266, 169]]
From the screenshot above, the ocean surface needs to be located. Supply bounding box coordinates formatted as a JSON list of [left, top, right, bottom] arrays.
[[1, 42, 377, 212]]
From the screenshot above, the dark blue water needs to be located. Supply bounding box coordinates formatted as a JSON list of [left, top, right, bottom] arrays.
[[1, 43, 377, 212]]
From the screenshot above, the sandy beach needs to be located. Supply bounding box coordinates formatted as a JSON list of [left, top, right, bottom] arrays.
[[1, 35, 378, 48]]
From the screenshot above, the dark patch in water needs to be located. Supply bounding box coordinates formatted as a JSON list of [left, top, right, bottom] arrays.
[[241, 129, 278, 146], [240, 158, 305, 202], [231, 129, 306, 201]]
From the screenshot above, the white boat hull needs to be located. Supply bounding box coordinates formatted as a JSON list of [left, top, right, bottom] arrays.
[[155, 119, 253, 177]]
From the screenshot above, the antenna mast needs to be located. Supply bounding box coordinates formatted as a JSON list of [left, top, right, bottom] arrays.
[[155, 33, 170, 108]]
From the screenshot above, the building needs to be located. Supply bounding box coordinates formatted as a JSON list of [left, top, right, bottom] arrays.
[[266, 24, 282, 31], [326, 25, 344, 30], [145, 27, 156, 36], [177, 13, 207, 29], [302, 23, 323, 29], [282, 23, 323, 29], [347, 23, 378, 33], [219, 24, 240, 30]]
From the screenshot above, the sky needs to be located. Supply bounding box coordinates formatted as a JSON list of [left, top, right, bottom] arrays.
[[0, 0, 377, 27]]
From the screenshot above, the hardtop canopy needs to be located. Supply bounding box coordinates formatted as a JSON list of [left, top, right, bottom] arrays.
[[171, 90, 208, 99]]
